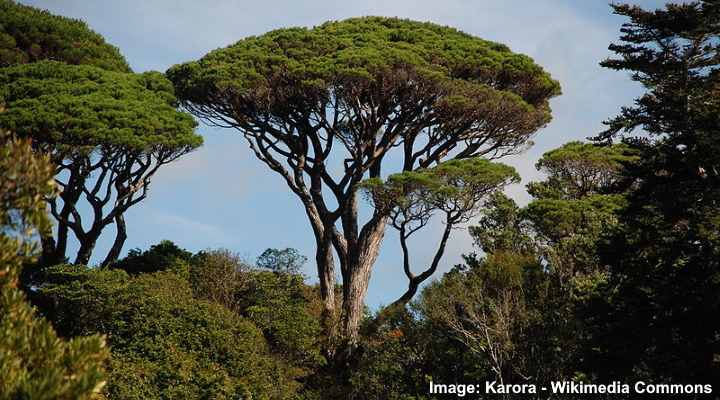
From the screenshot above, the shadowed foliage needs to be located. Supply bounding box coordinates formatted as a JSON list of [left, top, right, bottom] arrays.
[[112, 240, 194, 275], [589, 0, 720, 383]]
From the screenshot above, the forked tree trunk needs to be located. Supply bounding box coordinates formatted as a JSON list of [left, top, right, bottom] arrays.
[[74, 229, 100, 265], [74, 243, 95, 265]]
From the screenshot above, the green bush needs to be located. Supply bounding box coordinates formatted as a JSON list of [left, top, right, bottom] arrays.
[[238, 271, 324, 369], [111, 240, 193, 276], [38, 265, 299, 399]]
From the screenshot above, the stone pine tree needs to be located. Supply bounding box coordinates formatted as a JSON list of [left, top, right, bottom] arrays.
[[0, 131, 108, 399], [525, 141, 636, 200], [472, 141, 637, 278], [0, 61, 202, 267], [363, 158, 519, 311], [593, 1, 720, 382], [0, 1, 201, 268], [168, 17, 561, 344]]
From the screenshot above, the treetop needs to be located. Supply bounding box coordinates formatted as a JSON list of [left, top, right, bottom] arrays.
[[0, 0, 130, 72], [168, 16, 560, 130], [363, 157, 519, 212], [0, 61, 201, 152], [535, 141, 637, 171], [528, 141, 638, 200]]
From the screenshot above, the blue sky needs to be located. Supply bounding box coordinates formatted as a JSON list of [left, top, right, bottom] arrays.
[[22, 0, 672, 308]]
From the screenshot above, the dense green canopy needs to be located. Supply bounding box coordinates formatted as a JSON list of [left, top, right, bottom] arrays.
[[169, 16, 559, 102], [169, 17, 559, 157], [0, 0, 129, 71], [524, 194, 626, 240], [0, 61, 200, 151], [38, 265, 298, 399]]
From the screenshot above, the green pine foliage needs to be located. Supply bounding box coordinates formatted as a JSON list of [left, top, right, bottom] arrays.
[[0, 132, 108, 400], [0, 60, 202, 266], [2, 1, 718, 397], [167, 15, 562, 344], [0, 0, 129, 71], [168, 17, 559, 124], [0, 61, 200, 151]]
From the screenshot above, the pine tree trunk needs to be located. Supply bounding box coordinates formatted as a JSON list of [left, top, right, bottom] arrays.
[[317, 235, 337, 337], [340, 224, 385, 343], [102, 214, 127, 266], [341, 261, 372, 343], [74, 231, 99, 265]]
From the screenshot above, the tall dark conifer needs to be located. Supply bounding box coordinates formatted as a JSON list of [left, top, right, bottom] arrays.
[[592, 1, 720, 382]]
